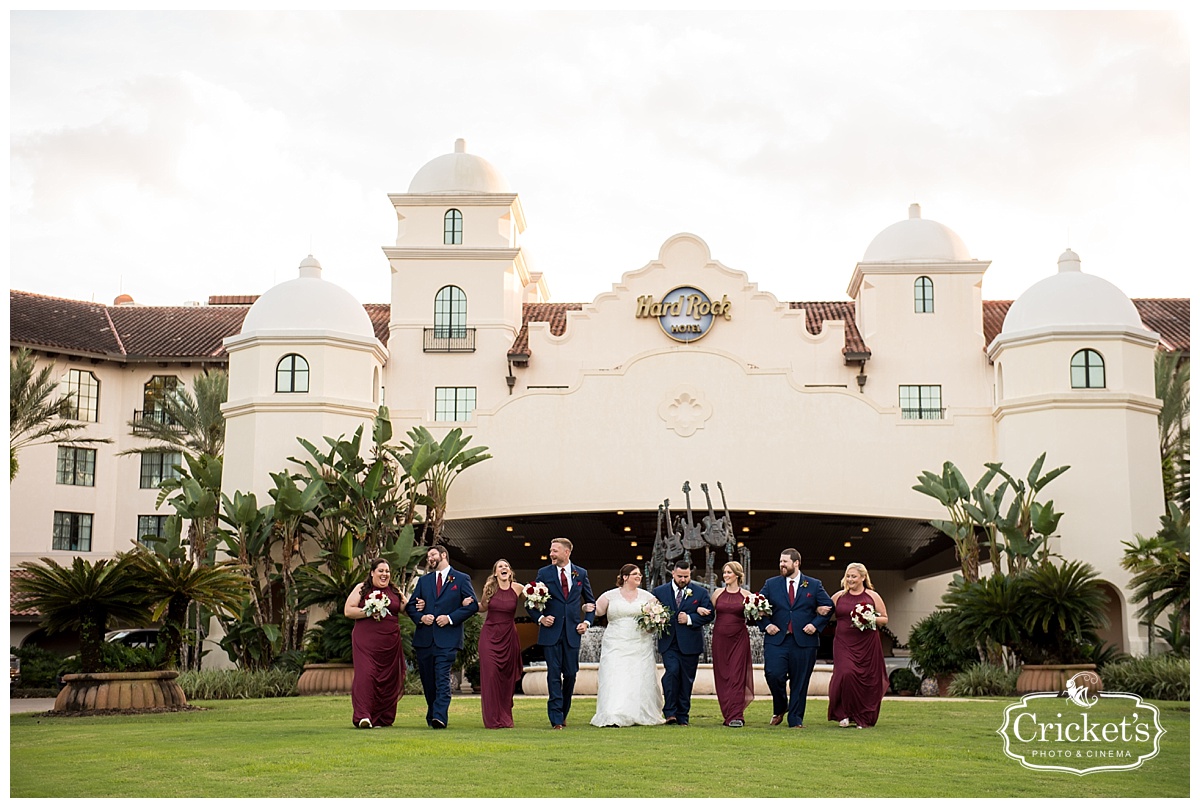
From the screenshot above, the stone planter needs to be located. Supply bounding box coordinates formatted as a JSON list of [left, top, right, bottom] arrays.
[[53, 671, 187, 712], [1016, 663, 1101, 696], [297, 663, 354, 696]]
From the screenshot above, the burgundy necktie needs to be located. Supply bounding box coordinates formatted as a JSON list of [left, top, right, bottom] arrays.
[[788, 579, 796, 606], [436, 572, 443, 597], [560, 568, 569, 598]]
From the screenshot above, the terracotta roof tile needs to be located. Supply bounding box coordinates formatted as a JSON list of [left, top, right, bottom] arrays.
[[982, 299, 1189, 354], [11, 570, 38, 617], [508, 302, 584, 361], [107, 305, 251, 359], [207, 295, 260, 305], [790, 301, 871, 358], [364, 304, 391, 345], [10, 291, 124, 356]]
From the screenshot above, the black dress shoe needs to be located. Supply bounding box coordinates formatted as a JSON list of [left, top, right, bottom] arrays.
[[431, 718, 447, 729], [770, 714, 784, 726], [664, 716, 678, 724]]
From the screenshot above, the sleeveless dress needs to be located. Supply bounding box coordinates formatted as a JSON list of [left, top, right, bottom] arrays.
[[590, 588, 664, 727], [712, 588, 755, 724], [828, 589, 888, 727], [479, 586, 523, 728], [350, 586, 406, 727]]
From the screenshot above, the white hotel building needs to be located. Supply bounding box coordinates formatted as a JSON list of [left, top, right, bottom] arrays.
[[10, 140, 1189, 655]]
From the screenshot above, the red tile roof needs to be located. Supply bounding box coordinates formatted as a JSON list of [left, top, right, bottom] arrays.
[[982, 299, 1189, 354], [10, 570, 38, 618], [790, 301, 871, 358], [508, 302, 584, 362]]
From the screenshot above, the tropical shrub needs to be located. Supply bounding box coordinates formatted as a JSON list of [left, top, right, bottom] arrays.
[[907, 611, 977, 677], [1100, 655, 1190, 701], [10, 645, 68, 688], [177, 668, 299, 700], [304, 615, 355, 664], [946, 662, 1018, 697], [889, 667, 920, 694], [57, 642, 168, 678]]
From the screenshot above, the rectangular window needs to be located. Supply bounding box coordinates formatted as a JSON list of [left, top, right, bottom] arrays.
[[56, 446, 97, 486], [140, 452, 182, 489], [434, 387, 476, 421], [899, 385, 943, 420], [63, 369, 100, 422], [53, 511, 93, 552], [137, 515, 171, 548]]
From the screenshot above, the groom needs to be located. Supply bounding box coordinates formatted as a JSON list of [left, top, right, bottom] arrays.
[[405, 545, 478, 729], [651, 560, 714, 726], [527, 538, 595, 729], [757, 548, 833, 728]]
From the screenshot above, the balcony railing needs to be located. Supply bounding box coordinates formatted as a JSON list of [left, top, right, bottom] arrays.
[[423, 328, 476, 353], [901, 407, 946, 420], [131, 409, 184, 434]]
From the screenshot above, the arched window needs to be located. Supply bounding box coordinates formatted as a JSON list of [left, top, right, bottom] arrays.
[[276, 354, 309, 393], [444, 209, 463, 245], [914, 276, 934, 313], [434, 286, 467, 338], [142, 375, 180, 426], [1070, 349, 1105, 389]]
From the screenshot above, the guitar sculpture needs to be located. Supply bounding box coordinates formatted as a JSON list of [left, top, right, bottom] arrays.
[[661, 498, 686, 560], [680, 481, 706, 551], [700, 482, 729, 549]]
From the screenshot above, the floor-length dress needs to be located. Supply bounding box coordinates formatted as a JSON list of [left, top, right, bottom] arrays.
[[827, 589, 888, 727], [590, 588, 664, 727], [711, 589, 755, 724], [479, 586, 523, 728], [351, 587, 406, 727]]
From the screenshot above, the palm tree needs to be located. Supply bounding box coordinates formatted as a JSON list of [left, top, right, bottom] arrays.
[[9, 347, 111, 480], [1122, 502, 1190, 653], [402, 425, 491, 546], [127, 541, 249, 670], [1155, 350, 1189, 511], [13, 556, 149, 672], [122, 368, 228, 458]]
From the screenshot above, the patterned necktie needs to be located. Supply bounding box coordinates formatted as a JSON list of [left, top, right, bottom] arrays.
[[560, 568, 569, 598], [436, 572, 443, 597], [675, 588, 683, 608]]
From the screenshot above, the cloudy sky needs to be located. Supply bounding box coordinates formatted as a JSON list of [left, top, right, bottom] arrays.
[[8, 10, 1191, 310]]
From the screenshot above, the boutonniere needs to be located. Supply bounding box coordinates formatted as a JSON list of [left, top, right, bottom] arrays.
[[800, 580, 809, 589], [683, 588, 693, 599]]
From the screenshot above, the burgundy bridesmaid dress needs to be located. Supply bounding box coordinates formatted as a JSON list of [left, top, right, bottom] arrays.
[[711, 589, 755, 724], [350, 587, 406, 727], [479, 586, 523, 728], [827, 590, 888, 727]]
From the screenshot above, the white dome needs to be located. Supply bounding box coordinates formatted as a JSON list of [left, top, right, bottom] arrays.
[[240, 255, 375, 339], [1002, 250, 1145, 334], [408, 138, 509, 194], [863, 203, 971, 262]]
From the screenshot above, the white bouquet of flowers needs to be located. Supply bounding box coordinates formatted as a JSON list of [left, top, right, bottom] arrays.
[[523, 580, 551, 611], [850, 602, 878, 631], [362, 590, 390, 621], [743, 593, 772, 621], [636, 599, 672, 637]]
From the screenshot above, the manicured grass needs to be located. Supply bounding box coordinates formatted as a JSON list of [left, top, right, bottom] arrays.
[[9, 696, 1190, 797]]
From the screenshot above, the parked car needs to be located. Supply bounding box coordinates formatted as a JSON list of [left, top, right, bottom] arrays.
[[10, 655, 20, 689], [104, 628, 160, 649]]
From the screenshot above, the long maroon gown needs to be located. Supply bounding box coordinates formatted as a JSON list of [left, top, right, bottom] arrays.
[[711, 589, 755, 725], [350, 586, 405, 728], [828, 589, 888, 727], [479, 586, 523, 728]]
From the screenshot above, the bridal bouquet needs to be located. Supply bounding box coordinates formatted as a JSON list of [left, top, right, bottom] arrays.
[[850, 602, 878, 631], [636, 599, 672, 637], [743, 593, 772, 621], [523, 581, 551, 611], [362, 590, 390, 621]]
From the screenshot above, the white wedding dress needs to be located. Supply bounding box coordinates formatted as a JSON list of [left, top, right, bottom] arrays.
[[590, 587, 664, 727]]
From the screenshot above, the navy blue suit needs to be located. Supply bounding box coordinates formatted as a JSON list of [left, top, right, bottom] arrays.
[[757, 573, 833, 726], [652, 581, 714, 724], [526, 563, 595, 726], [405, 567, 478, 727]]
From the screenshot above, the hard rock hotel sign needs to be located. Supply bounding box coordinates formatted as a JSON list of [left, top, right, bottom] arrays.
[[635, 286, 732, 343]]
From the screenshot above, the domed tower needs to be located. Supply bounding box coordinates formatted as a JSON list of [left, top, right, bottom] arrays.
[[221, 255, 387, 498], [988, 249, 1163, 650], [847, 204, 992, 414], [382, 139, 544, 427]]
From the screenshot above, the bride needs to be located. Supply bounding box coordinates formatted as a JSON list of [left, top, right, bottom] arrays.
[[590, 564, 664, 727]]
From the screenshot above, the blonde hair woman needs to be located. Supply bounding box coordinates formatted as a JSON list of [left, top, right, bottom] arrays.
[[711, 561, 756, 727], [827, 563, 889, 728]]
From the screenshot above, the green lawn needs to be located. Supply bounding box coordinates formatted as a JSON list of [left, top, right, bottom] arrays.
[[9, 696, 1190, 798]]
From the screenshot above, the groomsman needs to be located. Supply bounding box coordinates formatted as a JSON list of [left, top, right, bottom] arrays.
[[651, 560, 714, 726], [405, 545, 478, 729], [527, 538, 595, 729], [757, 548, 833, 728]]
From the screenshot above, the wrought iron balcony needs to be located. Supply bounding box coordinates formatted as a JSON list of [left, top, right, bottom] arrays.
[[131, 409, 184, 433], [900, 407, 946, 420], [423, 328, 476, 353]]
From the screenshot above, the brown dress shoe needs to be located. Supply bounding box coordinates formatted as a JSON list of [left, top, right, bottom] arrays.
[[552, 724, 565, 730], [770, 714, 784, 726], [664, 716, 678, 725]]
